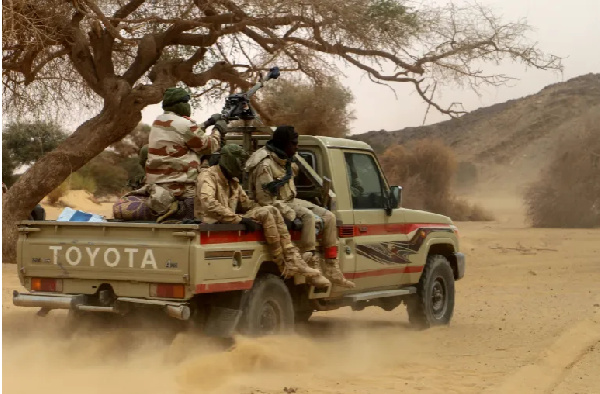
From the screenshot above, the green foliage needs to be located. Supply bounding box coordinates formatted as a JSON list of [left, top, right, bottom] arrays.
[[260, 77, 355, 138], [3, 121, 67, 166], [2, 142, 16, 186], [76, 152, 129, 196], [68, 172, 97, 194], [367, 0, 411, 23], [365, 0, 419, 36]]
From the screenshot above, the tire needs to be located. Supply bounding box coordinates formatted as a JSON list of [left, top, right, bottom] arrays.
[[294, 309, 313, 324], [406, 254, 455, 328], [240, 274, 295, 336]]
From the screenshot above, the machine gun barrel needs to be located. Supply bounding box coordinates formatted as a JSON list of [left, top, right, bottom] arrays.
[[246, 66, 280, 98]]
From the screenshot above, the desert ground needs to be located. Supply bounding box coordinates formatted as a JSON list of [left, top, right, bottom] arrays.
[[2, 190, 599, 394]]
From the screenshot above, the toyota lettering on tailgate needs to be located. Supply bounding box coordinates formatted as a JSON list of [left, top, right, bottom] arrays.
[[47, 246, 158, 269]]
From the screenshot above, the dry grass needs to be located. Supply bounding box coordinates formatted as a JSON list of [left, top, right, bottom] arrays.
[[524, 116, 600, 228], [379, 139, 493, 221], [46, 179, 69, 205]]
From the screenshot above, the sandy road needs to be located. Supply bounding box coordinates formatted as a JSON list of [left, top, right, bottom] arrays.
[[3, 216, 599, 394]]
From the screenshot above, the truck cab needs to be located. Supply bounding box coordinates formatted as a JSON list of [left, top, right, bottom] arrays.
[[13, 135, 465, 335]]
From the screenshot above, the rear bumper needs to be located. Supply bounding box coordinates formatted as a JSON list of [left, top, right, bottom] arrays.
[[12, 290, 191, 320], [453, 252, 466, 280]]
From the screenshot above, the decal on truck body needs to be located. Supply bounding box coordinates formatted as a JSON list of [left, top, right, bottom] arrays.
[[355, 226, 454, 266]]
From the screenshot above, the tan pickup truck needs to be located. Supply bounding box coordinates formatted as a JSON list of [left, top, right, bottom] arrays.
[[13, 135, 464, 336]]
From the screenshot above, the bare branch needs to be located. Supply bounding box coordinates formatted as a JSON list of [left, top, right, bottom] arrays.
[[79, 0, 135, 44]]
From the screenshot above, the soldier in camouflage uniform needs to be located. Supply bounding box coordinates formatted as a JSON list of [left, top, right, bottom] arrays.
[[196, 145, 329, 285], [246, 126, 355, 288], [145, 87, 221, 199]]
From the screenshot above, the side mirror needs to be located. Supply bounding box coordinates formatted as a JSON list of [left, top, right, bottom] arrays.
[[385, 186, 402, 215]]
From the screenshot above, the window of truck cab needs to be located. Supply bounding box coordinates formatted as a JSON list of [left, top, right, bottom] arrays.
[[295, 149, 319, 189], [343, 151, 388, 210]]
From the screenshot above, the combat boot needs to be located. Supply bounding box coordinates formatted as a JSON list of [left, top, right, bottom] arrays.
[[282, 247, 321, 278], [302, 252, 331, 288], [323, 258, 355, 288]]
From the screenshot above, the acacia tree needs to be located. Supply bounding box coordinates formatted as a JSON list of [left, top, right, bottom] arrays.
[[2, 0, 560, 262]]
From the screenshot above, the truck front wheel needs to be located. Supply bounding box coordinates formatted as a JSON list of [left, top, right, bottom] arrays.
[[406, 254, 455, 328], [240, 274, 294, 336]]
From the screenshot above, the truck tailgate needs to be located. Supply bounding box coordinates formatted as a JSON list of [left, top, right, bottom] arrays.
[[18, 221, 198, 284]]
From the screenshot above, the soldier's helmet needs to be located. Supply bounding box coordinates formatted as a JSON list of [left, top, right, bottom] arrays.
[[219, 144, 249, 180]]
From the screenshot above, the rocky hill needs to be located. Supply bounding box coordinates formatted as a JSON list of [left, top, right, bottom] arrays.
[[354, 74, 600, 190]]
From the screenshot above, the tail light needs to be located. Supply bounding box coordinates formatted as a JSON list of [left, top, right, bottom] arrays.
[[31, 278, 63, 292], [338, 225, 356, 238], [150, 284, 185, 299]]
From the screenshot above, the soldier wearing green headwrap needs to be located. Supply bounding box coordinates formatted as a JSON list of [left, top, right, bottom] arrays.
[[145, 87, 223, 199], [195, 144, 330, 285]]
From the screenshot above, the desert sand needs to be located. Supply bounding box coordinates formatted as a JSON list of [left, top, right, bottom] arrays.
[[2, 191, 599, 394]]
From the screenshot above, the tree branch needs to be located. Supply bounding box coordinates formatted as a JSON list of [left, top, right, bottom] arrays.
[[113, 0, 146, 22], [80, 0, 135, 44], [67, 13, 103, 96]]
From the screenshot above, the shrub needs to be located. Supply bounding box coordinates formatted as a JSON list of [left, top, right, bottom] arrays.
[[524, 115, 600, 228], [379, 139, 492, 221], [77, 152, 129, 196], [46, 180, 69, 205], [68, 172, 97, 194]]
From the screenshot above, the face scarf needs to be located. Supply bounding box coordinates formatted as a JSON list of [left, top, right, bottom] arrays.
[[163, 102, 191, 117], [219, 144, 249, 180]]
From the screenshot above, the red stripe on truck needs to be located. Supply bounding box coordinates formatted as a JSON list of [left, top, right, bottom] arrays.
[[200, 230, 301, 244], [345, 265, 423, 279], [195, 280, 254, 293], [199, 223, 451, 244], [339, 223, 453, 238]]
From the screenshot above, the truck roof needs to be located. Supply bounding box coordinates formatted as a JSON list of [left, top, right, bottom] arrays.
[[307, 136, 373, 151], [229, 133, 373, 152]]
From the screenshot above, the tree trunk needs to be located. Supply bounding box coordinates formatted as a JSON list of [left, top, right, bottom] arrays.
[[2, 97, 144, 264]]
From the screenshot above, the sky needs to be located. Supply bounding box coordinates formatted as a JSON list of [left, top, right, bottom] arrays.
[[141, 0, 600, 135]]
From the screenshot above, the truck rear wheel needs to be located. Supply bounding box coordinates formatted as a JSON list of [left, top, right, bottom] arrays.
[[294, 310, 313, 324], [406, 254, 455, 328], [240, 274, 294, 336]]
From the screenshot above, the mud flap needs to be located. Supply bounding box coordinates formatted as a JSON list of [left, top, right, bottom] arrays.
[[203, 306, 243, 338]]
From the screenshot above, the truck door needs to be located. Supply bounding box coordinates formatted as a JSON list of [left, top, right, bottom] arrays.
[[343, 151, 410, 290]]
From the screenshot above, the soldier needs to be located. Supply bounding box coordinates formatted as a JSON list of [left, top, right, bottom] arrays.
[[196, 144, 330, 286], [246, 126, 355, 288], [145, 87, 221, 199]]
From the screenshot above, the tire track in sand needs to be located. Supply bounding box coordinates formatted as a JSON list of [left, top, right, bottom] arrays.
[[485, 319, 600, 394]]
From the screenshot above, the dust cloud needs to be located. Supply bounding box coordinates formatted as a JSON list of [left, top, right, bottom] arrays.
[[2, 309, 457, 394]]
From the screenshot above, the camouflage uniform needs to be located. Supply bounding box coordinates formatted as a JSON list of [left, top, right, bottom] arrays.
[[146, 112, 219, 198], [196, 146, 328, 283], [246, 146, 355, 288]]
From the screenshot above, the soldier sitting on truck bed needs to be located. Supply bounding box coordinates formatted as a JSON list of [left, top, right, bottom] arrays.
[[246, 126, 355, 288], [195, 144, 330, 286], [144, 87, 222, 219]]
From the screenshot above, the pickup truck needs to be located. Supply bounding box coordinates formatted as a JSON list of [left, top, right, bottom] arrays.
[[13, 135, 465, 336]]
